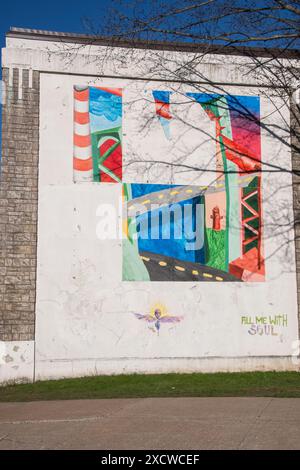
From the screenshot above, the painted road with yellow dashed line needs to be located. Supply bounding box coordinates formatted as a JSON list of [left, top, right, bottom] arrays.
[[139, 251, 241, 282], [127, 174, 259, 217]]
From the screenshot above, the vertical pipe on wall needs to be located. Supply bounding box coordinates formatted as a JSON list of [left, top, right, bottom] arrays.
[[73, 86, 93, 182]]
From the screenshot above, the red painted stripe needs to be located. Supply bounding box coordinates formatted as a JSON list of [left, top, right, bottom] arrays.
[[73, 157, 93, 171], [222, 134, 261, 171], [74, 111, 90, 125], [155, 101, 172, 120], [101, 174, 116, 183], [100, 139, 122, 183], [243, 215, 257, 224], [74, 88, 89, 101], [74, 133, 91, 147], [95, 87, 122, 97], [243, 236, 258, 246]]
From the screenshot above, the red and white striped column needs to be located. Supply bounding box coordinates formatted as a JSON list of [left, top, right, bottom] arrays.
[[73, 86, 93, 182]]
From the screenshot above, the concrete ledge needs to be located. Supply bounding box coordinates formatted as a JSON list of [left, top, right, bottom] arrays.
[[35, 355, 300, 381]]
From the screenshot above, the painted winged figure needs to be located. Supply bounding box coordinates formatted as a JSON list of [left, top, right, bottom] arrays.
[[134, 308, 182, 334]]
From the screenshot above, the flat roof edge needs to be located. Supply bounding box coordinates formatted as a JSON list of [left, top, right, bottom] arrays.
[[6, 27, 300, 60]]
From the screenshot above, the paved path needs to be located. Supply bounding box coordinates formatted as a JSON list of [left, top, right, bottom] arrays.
[[0, 397, 300, 450]]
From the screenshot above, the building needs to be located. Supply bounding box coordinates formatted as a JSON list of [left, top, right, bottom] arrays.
[[0, 27, 300, 383]]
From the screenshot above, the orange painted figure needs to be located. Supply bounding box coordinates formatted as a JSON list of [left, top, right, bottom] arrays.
[[210, 206, 223, 231]]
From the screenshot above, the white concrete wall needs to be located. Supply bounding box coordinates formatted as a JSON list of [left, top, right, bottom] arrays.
[[1, 35, 300, 381], [34, 72, 299, 379]]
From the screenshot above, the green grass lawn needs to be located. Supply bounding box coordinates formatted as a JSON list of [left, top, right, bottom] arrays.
[[0, 371, 300, 402]]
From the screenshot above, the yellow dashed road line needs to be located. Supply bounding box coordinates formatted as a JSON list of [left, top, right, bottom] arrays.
[[140, 255, 225, 281], [132, 177, 257, 211], [159, 261, 167, 266], [175, 265, 185, 272], [203, 273, 213, 278]]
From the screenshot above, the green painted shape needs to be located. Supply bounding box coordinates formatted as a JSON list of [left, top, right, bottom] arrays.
[[219, 139, 230, 270], [123, 183, 131, 200], [200, 96, 242, 268], [92, 126, 122, 141], [122, 183, 149, 280], [91, 133, 100, 182], [227, 173, 240, 263], [123, 183, 138, 249], [200, 98, 230, 270], [205, 228, 226, 272], [216, 97, 240, 265], [122, 238, 150, 281], [91, 126, 122, 182]]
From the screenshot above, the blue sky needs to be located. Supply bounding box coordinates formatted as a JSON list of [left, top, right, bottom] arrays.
[[0, 0, 112, 45], [0, 0, 114, 155], [0, 0, 298, 159]]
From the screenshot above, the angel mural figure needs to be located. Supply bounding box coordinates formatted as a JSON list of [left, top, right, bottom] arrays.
[[134, 305, 183, 335]]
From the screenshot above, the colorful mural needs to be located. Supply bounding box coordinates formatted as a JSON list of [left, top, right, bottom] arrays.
[[187, 93, 263, 281], [73, 86, 122, 183], [123, 92, 264, 282], [73, 86, 264, 282]]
